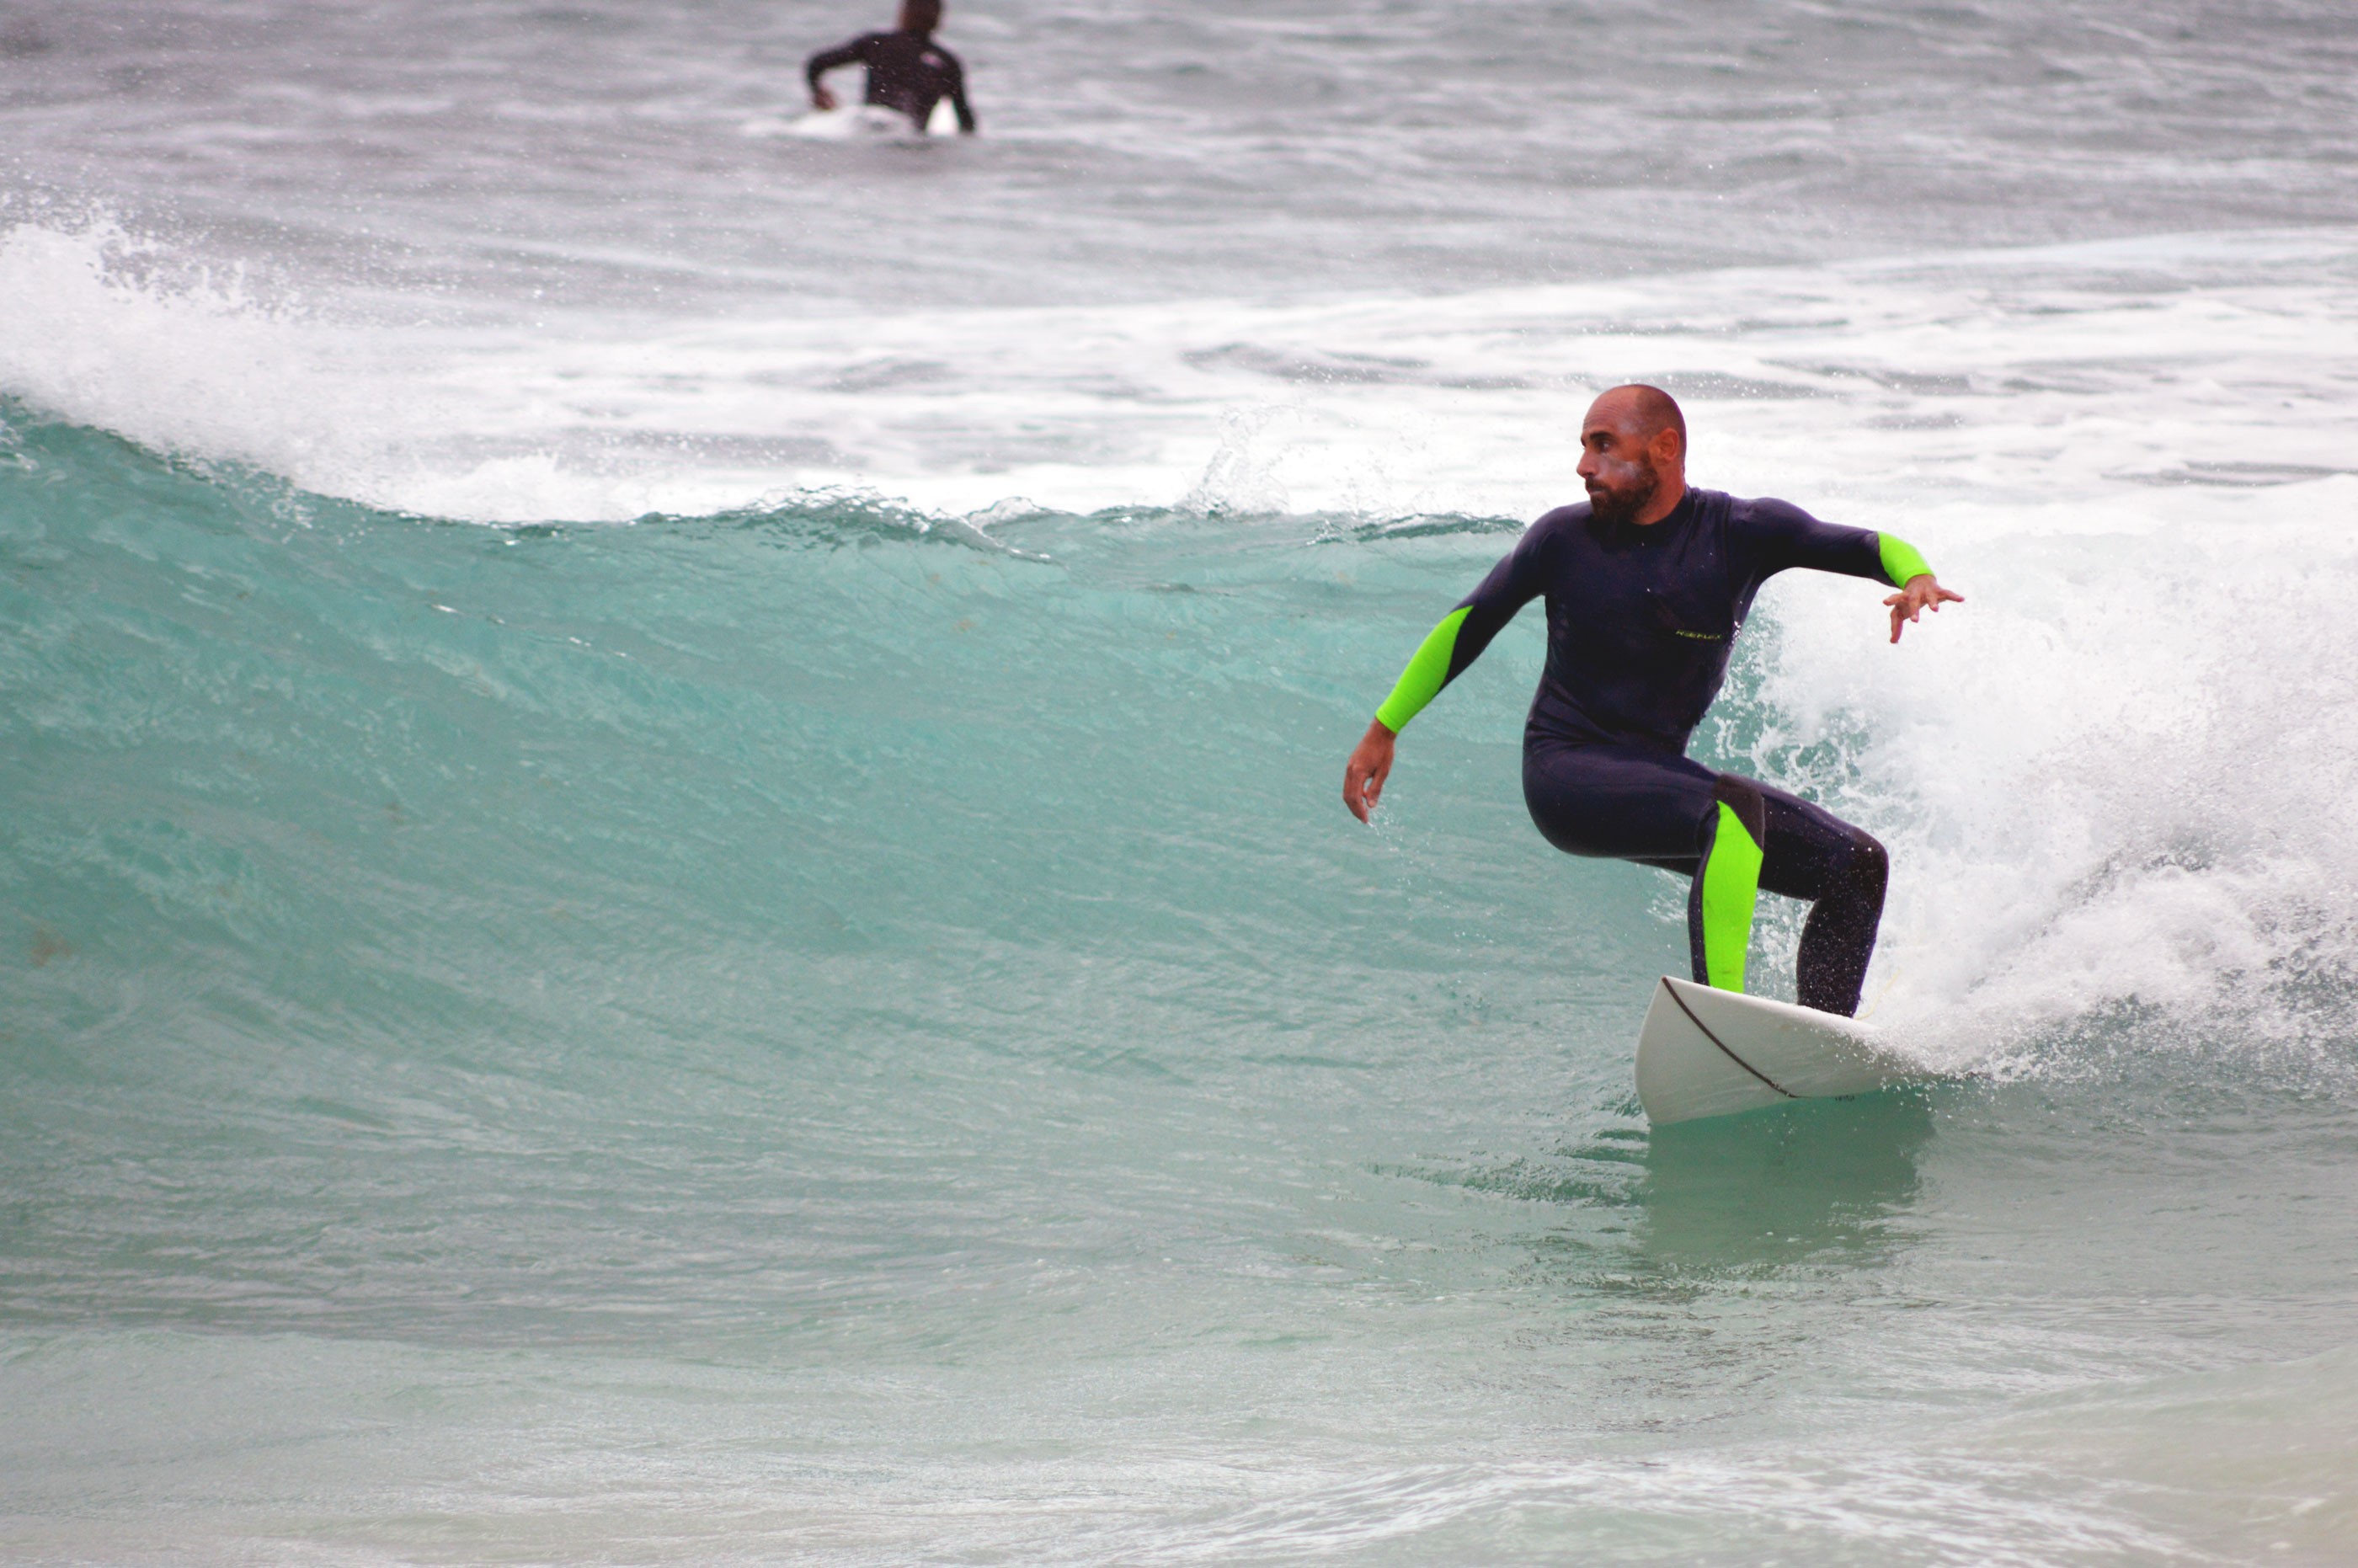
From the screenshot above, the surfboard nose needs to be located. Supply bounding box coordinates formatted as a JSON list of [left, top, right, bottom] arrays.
[[1635, 976, 1926, 1125]]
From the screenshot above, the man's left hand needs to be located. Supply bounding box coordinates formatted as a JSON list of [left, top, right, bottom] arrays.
[[1884, 574, 1963, 643]]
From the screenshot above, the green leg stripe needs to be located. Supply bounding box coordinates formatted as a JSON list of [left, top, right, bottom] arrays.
[[1699, 801, 1763, 992], [1877, 532, 1934, 588], [1374, 605, 1470, 733]]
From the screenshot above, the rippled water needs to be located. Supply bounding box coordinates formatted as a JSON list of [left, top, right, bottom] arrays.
[[5, 2, 2358, 1562], [8, 0, 2357, 312]]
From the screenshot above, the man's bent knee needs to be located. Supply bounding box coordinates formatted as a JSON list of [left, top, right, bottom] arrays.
[[1847, 831, 1889, 893]]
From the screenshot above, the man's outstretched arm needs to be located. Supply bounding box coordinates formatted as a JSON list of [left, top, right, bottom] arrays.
[[1746, 501, 1963, 644], [1342, 522, 1554, 823], [1343, 610, 1462, 822]]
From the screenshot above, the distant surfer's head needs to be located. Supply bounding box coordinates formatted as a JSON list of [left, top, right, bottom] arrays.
[[899, 0, 942, 32], [1577, 384, 1687, 526]]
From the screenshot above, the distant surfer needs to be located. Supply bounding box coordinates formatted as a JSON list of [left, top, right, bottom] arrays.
[[1342, 387, 1962, 1016], [806, 0, 977, 136]]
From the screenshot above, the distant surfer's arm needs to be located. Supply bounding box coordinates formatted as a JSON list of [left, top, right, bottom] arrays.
[[1343, 524, 1550, 823], [947, 57, 977, 133], [1743, 499, 1962, 645], [805, 35, 872, 110]]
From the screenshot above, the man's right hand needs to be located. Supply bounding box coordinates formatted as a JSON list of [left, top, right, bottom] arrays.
[[811, 85, 839, 111], [1342, 719, 1397, 824]]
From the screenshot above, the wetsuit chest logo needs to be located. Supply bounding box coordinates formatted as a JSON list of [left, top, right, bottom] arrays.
[[1645, 592, 1732, 643]]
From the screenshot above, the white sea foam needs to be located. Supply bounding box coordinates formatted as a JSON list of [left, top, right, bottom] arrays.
[[9, 215, 2356, 522], [1754, 476, 2358, 1070]]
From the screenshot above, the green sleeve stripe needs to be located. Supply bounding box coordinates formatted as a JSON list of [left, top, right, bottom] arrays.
[[1699, 802, 1764, 993], [1877, 533, 1934, 588], [1374, 605, 1471, 733]]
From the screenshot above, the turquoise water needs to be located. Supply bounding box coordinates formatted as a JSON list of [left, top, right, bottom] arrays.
[[5, 403, 2355, 1560], [8, 0, 2358, 1553]]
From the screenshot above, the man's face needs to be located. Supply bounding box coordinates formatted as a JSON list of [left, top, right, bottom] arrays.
[[1576, 404, 1661, 525]]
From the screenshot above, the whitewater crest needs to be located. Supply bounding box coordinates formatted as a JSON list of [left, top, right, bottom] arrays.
[[9, 212, 2358, 534]]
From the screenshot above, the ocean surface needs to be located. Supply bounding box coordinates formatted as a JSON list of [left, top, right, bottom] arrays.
[[6, 2, 2358, 1561]]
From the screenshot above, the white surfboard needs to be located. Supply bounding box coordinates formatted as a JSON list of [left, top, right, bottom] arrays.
[[763, 106, 931, 142], [1635, 975, 1929, 1125]]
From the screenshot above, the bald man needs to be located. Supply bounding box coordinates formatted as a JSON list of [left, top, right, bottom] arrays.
[[1342, 386, 1961, 1016]]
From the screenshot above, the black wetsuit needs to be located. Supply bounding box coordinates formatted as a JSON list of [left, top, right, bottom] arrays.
[[1374, 488, 1935, 1015], [806, 29, 976, 132]]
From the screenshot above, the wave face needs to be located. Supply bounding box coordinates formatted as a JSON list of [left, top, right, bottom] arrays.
[[6, 356, 2358, 1558]]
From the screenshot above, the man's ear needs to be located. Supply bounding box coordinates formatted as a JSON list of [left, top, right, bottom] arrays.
[[1654, 426, 1685, 467]]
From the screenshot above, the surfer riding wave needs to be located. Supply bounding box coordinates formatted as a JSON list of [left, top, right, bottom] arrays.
[[1342, 386, 1962, 1016], [806, 0, 977, 135]]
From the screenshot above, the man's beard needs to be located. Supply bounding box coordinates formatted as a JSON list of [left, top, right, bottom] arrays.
[[1585, 459, 1660, 526]]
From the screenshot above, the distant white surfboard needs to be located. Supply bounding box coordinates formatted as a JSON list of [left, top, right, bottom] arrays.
[[1635, 975, 1929, 1125], [739, 107, 909, 141], [745, 103, 957, 141]]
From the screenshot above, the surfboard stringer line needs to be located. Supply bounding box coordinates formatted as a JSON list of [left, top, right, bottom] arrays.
[[1660, 980, 1798, 1100]]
